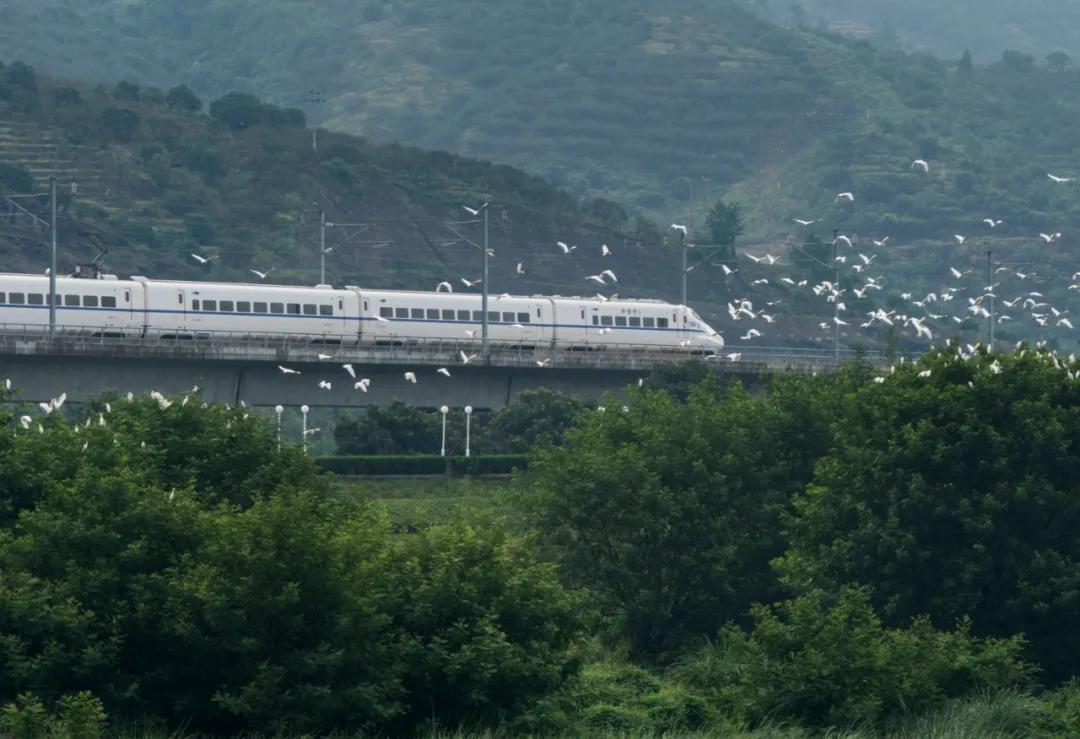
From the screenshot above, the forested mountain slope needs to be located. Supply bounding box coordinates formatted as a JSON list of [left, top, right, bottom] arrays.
[[759, 0, 1080, 63]]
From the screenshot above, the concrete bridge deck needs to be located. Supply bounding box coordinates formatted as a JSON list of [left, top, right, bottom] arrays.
[[0, 328, 885, 409]]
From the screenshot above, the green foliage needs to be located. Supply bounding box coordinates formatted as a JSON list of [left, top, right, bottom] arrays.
[[315, 454, 527, 476], [209, 91, 305, 130], [334, 400, 441, 454], [527, 374, 840, 656], [165, 83, 201, 112], [676, 588, 1032, 730], [780, 348, 1080, 681], [0, 691, 106, 739], [111, 80, 140, 102], [482, 389, 588, 453], [703, 200, 744, 257], [0, 162, 34, 194], [99, 107, 139, 141]]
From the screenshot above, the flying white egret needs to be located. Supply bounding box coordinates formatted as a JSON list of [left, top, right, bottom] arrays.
[[516, 262, 525, 274], [833, 235, 853, 248], [436, 281, 453, 293], [342, 363, 355, 378], [317, 353, 333, 360], [355, 378, 371, 392], [835, 192, 855, 202], [404, 371, 417, 383], [670, 223, 688, 236], [318, 380, 332, 390], [1048, 173, 1073, 183], [460, 350, 476, 364], [556, 241, 576, 254], [536, 358, 551, 367], [190, 253, 216, 264], [601, 244, 612, 256], [740, 328, 762, 340], [437, 367, 451, 377], [249, 268, 274, 280], [983, 218, 1003, 228], [954, 234, 968, 244], [600, 269, 618, 282], [278, 365, 301, 375], [794, 218, 817, 226], [586, 274, 607, 285], [461, 277, 482, 287], [375, 315, 390, 323], [873, 237, 890, 247], [918, 369, 932, 378]]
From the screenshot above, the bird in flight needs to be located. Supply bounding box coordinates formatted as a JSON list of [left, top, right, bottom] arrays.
[[191, 253, 216, 264], [873, 237, 890, 247], [355, 378, 370, 392], [601, 244, 612, 256], [250, 268, 274, 280], [404, 371, 417, 383], [516, 262, 526, 274], [318, 380, 332, 390], [463, 202, 487, 215], [437, 367, 451, 377], [1039, 232, 1062, 243], [536, 358, 551, 367], [1048, 173, 1073, 183], [911, 159, 930, 173], [671, 224, 688, 236], [436, 281, 453, 292], [600, 269, 618, 283], [983, 218, 1003, 228], [278, 365, 301, 375], [833, 235, 853, 248], [954, 234, 968, 244], [460, 350, 477, 365], [586, 274, 607, 285], [794, 218, 817, 226], [556, 241, 576, 254], [835, 192, 855, 202], [342, 363, 355, 378], [461, 277, 482, 287]]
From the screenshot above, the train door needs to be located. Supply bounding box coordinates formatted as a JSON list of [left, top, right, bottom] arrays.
[[176, 289, 187, 329]]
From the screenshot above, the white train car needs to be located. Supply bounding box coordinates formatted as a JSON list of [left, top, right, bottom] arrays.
[[0, 273, 143, 336], [133, 278, 360, 343], [551, 297, 722, 351], [353, 289, 554, 348]]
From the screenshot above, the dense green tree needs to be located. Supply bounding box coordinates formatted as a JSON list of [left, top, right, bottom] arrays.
[[0, 163, 34, 194], [165, 83, 202, 112], [334, 401, 441, 455], [1047, 51, 1073, 72], [1002, 49, 1036, 73], [703, 200, 744, 258], [52, 87, 83, 107], [780, 349, 1080, 681], [111, 80, 140, 102], [99, 107, 139, 142], [958, 49, 974, 76], [482, 389, 587, 453], [527, 373, 841, 656]]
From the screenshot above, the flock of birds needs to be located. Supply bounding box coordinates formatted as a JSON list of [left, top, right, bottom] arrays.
[[705, 165, 1080, 354]]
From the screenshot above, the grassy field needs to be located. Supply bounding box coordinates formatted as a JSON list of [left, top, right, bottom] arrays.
[[333, 475, 524, 531]]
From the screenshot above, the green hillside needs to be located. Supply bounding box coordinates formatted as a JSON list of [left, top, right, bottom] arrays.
[[760, 0, 1080, 62]]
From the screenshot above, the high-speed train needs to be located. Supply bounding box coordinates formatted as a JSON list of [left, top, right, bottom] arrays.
[[0, 272, 724, 351]]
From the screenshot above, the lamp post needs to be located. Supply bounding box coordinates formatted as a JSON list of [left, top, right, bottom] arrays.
[[464, 405, 473, 457], [300, 404, 310, 454], [49, 176, 56, 338], [440, 405, 449, 457], [319, 210, 327, 285], [275, 404, 284, 449]]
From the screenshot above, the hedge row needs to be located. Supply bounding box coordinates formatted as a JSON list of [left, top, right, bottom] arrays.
[[315, 454, 529, 476]]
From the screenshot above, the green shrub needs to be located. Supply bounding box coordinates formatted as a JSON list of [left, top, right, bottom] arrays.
[[675, 588, 1033, 731], [314, 454, 527, 476]]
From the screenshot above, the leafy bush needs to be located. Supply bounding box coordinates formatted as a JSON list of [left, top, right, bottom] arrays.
[[675, 588, 1033, 730], [315, 454, 527, 476], [0, 692, 107, 739]]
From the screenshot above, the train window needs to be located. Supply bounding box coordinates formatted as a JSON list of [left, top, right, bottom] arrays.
[[337, 299, 343, 311], [83, 295, 99, 308], [592, 316, 599, 325], [657, 317, 669, 328], [287, 303, 301, 315], [487, 311, 499, 322], [472, 311, 482, 321], [410, 308, 424, 319], [456, 309, 468, 320], [237, 301, 251, 313], [0, 293, 5, 303], [202, 299, 215, 311], [270, 303, 284, 314], [442, 309, 455, 320], [64, 295, 79, 307], [303, 304, 317, 315], [517, 312, 530, 323], [643, 317, 655, 327], [615, 316, 627, 326], [320, 305, 333, 316], [8, 293, 24, 304], [28, 294, 43, 305], [395, 308, 408, 319], [629, 316, 641, 327], [191, 299, 200, 311], [581, 309, 585, 319], [101, 296, 117, 308], [126, 291, 131, 303], [380, 307, 393, 318], [427, 309, 440, 319], [502, 312, 515, 322], [600, 315, 613, 326], [253, 302, 268, 313], [220, 300, 234, 312]]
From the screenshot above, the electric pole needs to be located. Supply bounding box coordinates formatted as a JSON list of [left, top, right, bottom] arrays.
[[49, 176, 57, 338]]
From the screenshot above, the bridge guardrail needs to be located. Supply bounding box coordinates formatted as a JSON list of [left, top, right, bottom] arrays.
[[0, 323, 889, 370]]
